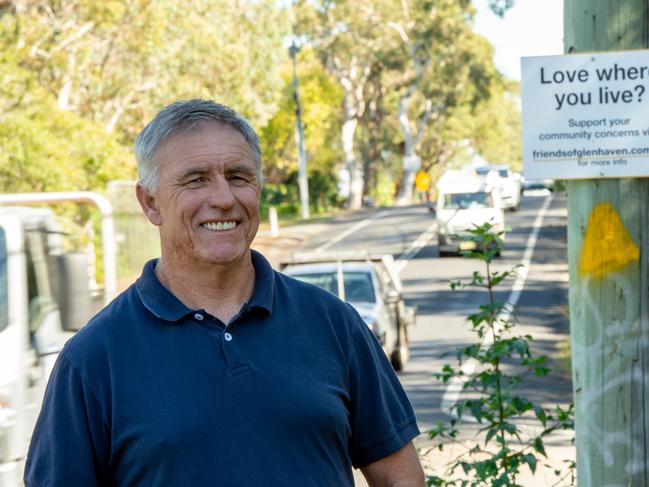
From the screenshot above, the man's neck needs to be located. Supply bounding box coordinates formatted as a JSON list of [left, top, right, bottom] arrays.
[[155, 253, 256, 325]]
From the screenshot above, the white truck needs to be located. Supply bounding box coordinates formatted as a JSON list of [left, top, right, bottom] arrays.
[[0, 192, 116, 487], [431, 170, 506, 256]]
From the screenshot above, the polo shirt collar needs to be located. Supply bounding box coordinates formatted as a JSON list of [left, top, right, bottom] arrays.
[[135, 250, 274, 323], [248, 250, 275, 314]]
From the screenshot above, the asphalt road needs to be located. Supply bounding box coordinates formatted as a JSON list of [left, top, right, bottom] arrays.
[[272, 190, 574, 485]]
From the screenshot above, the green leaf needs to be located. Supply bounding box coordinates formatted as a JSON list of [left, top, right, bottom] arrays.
[[469, 400, 484, 423], [534, 405, 548, 426], [522, 453, 537, 473], [533, 437, 547, 457], [511, 396, 533, 413], [485, 427, 498, 445]]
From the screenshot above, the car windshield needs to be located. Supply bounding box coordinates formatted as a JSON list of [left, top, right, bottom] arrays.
[[442, 192, 493, 210], [476, 167, 509, 178], [291, 270, 376, 303]]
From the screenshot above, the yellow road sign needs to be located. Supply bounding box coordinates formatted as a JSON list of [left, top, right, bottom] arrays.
[[415, 171, 431, 191]]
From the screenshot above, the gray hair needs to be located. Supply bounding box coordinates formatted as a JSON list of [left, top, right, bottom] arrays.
[[134, 99, 263, 190]]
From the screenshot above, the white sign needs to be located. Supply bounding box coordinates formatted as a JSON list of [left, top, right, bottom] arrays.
[[522, 50, 649, 180], [403, 154, 422, 171]]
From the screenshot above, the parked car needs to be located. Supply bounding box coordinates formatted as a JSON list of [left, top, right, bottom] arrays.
[[475, 164, 522, 211], [522, 177, 555, 193], [433, 170, 506, 256], [281, 254, 415, 371]]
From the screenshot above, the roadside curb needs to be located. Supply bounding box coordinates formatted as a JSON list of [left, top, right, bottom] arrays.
[[252, 232, 310, 268]]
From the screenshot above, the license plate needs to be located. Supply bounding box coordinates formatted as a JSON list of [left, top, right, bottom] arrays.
[[459, 240, 477, 250]]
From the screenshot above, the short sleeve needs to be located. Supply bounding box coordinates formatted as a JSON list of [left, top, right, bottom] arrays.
[[346, 307, 420, 468], [24, 353, 110, 487]]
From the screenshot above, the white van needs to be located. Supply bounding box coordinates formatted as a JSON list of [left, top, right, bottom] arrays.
[[0, 193, 115, 487], [432, 170, 505, 256]]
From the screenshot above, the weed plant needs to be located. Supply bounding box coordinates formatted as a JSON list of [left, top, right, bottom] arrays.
[[427, 222, 575, 487]]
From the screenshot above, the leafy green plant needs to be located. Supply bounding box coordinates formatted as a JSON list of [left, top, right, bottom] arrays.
[[427, 222, 575, 487]]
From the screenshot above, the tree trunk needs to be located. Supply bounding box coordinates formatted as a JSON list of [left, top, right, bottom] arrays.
[[337, 61, 368, 211], [342, 116, 363, 209], [395, 92, 419, 205]]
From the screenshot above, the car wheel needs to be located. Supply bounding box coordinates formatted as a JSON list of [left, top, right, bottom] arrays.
[[390, 326, 410, 372]]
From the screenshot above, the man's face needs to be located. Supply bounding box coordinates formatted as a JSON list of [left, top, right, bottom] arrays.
[[138, 122, 261, 268]]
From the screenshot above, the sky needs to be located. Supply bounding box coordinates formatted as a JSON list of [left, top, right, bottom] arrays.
[[473, 0, 564, 81]]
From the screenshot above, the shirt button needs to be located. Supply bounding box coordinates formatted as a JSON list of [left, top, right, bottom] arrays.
[[194, 313, 204, 321], [224, 332, 233, 342]]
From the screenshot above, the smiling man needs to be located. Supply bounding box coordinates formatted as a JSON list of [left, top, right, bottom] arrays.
[[24, 99, 425, 487]]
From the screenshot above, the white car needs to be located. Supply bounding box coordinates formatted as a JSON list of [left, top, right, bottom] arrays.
[[475, 164, 522, 211], [281, 255, 414, 371], [433, 171, 506, 256]]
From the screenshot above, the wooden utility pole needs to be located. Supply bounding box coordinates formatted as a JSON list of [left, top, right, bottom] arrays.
[[566, 1, 649, 485]]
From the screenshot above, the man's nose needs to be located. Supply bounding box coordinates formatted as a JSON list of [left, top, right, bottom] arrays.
[[206, 177, 236, 209]]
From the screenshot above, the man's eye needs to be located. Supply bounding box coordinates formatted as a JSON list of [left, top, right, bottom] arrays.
[[230, 175, 250, 183], [187, 177, 207, 185]]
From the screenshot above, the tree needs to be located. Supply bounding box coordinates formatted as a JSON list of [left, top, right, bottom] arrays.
[[0, 0, 290, 137], [0, 0, 291, 192], [260, 45, 343, 212], [0, 97, 133, 194], [470, 82, 521, 169], [296, 0, 519, 207], [381, 0, 506, 202], [295, 0, 391, 209]]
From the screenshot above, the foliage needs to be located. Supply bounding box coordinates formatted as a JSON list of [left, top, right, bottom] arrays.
[[294, 0, 522, 203], [0, 94, 134, 193], [294, 0, 391, 208], [0, 0, 522, 215], [0, 0, 291, 200], [427, 222, 575, 486], [470, 82, 522, 170], [0, 0, 289, 139], [260, 46, 343, 186], [260, 169, 343, 219]]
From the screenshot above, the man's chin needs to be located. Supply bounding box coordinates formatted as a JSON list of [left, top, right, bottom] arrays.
[[198, 247, 251, 266]]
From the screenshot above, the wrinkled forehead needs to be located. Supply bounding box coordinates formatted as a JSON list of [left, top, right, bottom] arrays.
[[157, 120, 248, 156], [161, 120, 241, 148], [155, 121, 256, 170]]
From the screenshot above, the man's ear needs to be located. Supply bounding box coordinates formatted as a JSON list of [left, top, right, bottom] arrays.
[[135, 182, 162, 226]]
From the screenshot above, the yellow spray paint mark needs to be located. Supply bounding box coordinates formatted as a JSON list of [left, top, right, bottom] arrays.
[[580, 203, 640, 278]]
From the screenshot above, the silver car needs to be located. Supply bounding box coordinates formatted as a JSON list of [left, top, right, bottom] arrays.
[[281, 256, 414, 371]]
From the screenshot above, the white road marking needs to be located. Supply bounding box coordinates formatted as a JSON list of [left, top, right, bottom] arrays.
[[312, 209, 393, 254], [394, 222, 438, 273], [440, 194, 555, 413]]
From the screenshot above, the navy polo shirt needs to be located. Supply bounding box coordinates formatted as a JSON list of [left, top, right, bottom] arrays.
[[24, 251, 419, 487]]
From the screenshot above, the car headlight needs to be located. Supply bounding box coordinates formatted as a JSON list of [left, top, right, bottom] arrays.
[[361, 315, 377, 331], [361, 316, 385, 341]]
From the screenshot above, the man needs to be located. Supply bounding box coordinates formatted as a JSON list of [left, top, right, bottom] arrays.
[[25, 99, 425, 486]]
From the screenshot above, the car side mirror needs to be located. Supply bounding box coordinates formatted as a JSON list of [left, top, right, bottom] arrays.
[[384, 289, 401, 304]]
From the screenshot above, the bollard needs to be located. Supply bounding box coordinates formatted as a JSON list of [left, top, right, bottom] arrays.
[[269, 206, 279, 238]]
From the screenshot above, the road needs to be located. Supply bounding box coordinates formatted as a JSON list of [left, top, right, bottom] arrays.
[[276, 191, 574, 485]]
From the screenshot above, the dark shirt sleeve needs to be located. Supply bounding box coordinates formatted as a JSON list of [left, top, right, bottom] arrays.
[[24, 352, 110, 487], [346, 308, 420, 468]]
